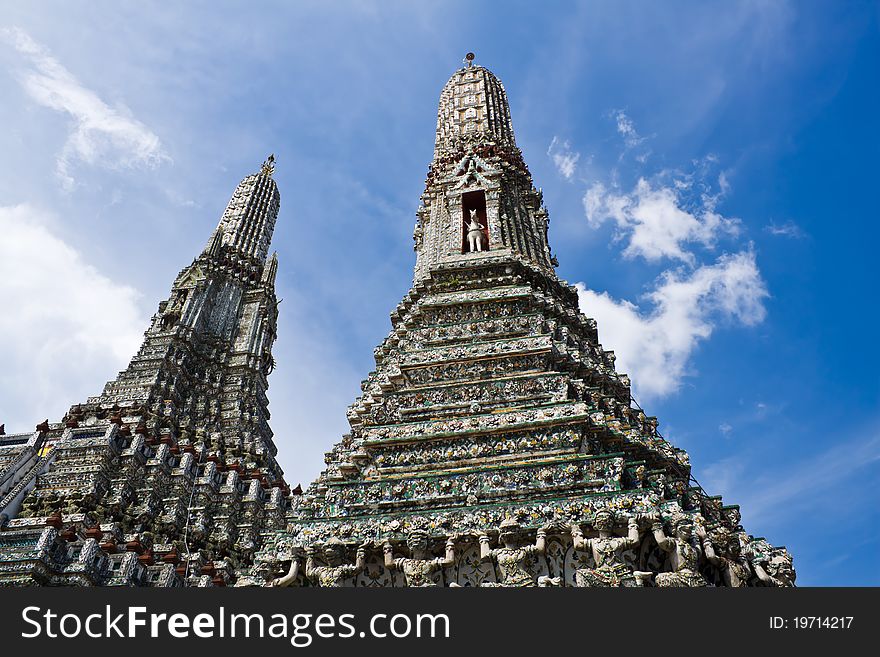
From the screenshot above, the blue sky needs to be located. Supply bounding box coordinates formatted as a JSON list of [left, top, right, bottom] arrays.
[[0, 1, 877, 585]]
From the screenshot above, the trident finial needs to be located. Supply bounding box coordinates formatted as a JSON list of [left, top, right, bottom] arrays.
[[261, 154, 276, 177], [464, 52, 475, 68]]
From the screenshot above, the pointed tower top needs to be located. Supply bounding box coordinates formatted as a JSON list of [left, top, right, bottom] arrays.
[[414, 58, 553, 281], [435, 60, 515, 158], [261, 154, 276, 177], [204, 163, 281, 262]]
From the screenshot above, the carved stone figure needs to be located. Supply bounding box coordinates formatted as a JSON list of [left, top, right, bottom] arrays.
[[571, 511, 646, 587], [479, 518, 547, 587], [466, 209, 485, 252], [383, 530, 455, 587], [697, 524, 750, 587], [651, 513, 707, 587], [305, 538, 366, 587], [270, 555, 301, 587], [753, 550, 796, 587]]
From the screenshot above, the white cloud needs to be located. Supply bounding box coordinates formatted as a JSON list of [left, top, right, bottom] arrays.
[[764, 220, 806, 239], [583, 177, 740, 264], [575, 114, 768, 401], [547, 136, 581, 179], [1, 26, 169, 190], [575, 249, 768, 399], [613, 109, 644, 148], [0, 204, 146, 431], [719, 422, 733, 437]]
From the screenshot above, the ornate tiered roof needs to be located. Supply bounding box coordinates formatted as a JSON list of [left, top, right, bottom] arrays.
[[241, 59, 794, 588]]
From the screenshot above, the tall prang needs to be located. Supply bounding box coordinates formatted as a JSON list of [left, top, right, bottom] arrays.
[[0, 157, 293, 587], [248, 57, 795, 588]]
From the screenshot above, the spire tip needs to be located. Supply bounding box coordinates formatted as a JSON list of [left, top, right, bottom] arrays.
[[261, 154, 276, 177]]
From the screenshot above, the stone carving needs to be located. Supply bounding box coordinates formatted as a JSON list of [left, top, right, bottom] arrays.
[[383, 530, 455, 587], [270, 554, 302, 587], [697, 524, 751, 587], [290, 488, 661, 551], [419, 297, 531, 327], [478, 518, 550, 587], [651, 514, 707, 587], [305, 538, 367, 587], [570, 511, 649, 587], [751, 545, 796, 587], [402, 353, 550, 387], [310, 454, 622, 519], [466, 209, 486, 253]]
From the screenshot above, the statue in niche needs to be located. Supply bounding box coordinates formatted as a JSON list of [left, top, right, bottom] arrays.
[[650, 513, 707, 587], [383, 530, 456, 587], [305, 538, 366, 587], [479, 518, 550, 587], [697, 524, 751, 587], [160, 290, 188, 329], [466, 209, 486, 253], [570, 511, 650, 587], [170, 289, 188, 312], [752, 549, 796, 587]]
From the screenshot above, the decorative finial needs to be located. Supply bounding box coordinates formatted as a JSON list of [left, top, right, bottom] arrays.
[[261, 154, 275, 177], [465, 52, 475, 68]]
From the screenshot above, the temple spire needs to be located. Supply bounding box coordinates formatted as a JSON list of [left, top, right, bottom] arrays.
[[0, 161, 289, 586], [205, 157, 281, 262], [263, 58, 794, 590], [414, 61, 552, 281]]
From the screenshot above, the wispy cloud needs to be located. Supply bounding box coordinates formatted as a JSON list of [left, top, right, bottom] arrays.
[[700, 433, 880, 526], [575, 248, 768, 399], [607, 109, 651, 164], [700, 456, 747, 501], [547, 136, 581, 179], [613, 109, 645, 148], [1, 26, 169, 190], [764, 220, 806, 239]]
